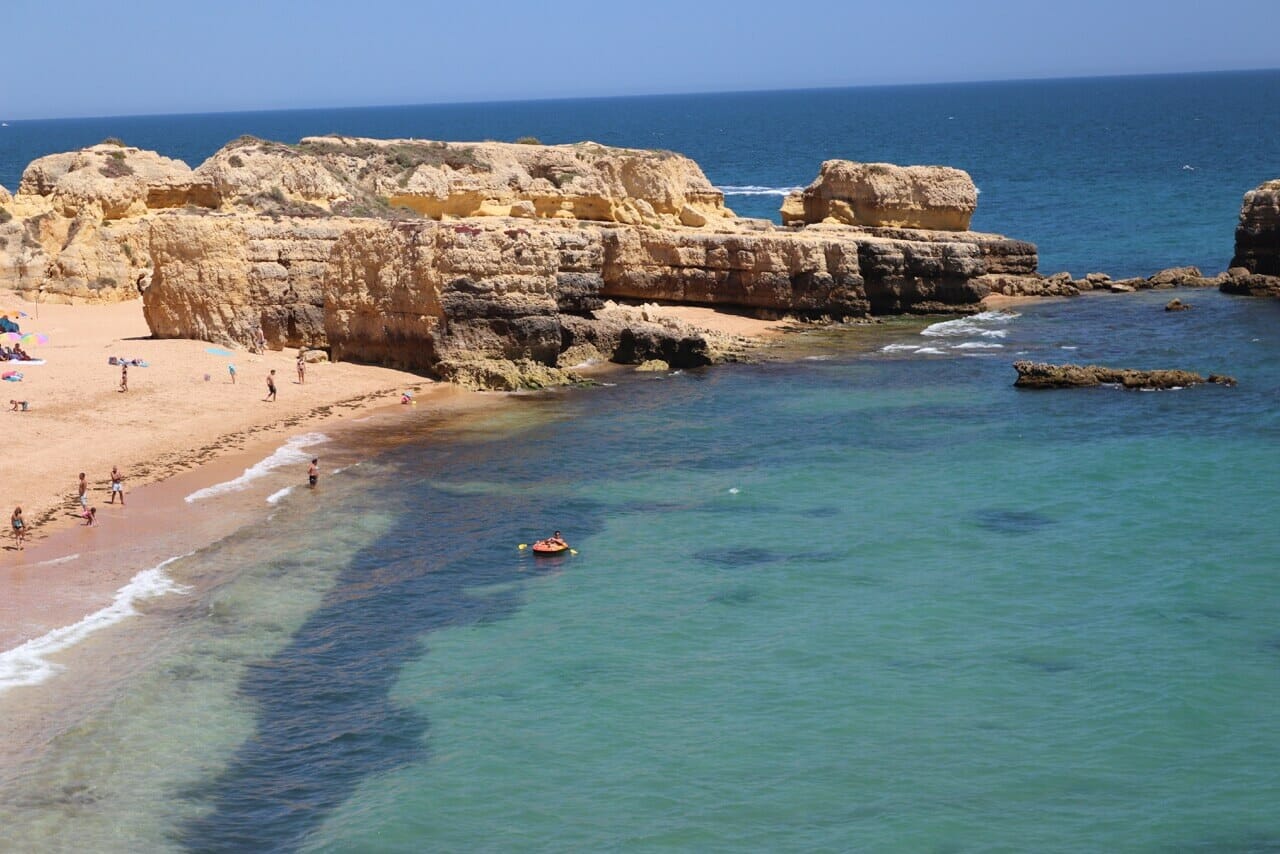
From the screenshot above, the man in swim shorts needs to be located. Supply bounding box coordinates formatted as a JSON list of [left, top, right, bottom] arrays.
[[108, 465, 125, 506], [78, 472, 88, 510], [308, 458, 319, 488], [265, 369, 277, 402]]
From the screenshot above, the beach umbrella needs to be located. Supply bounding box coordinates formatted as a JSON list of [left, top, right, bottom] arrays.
[[0, 332, 20, 343], [205, 346, 233, 356], [20, 333, 49, 347]]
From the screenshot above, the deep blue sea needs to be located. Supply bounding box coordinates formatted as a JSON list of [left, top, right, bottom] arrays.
[[3, 70, 1280, 277], [2, 74, 1280, 852]]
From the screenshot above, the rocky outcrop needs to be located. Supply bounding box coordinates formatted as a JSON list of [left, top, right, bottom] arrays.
[[3, 134, 1052, 388], [1219, 265, 1280, 297], [1165, 298, 1191, 311], [781, 161, 977, 231], [196, 136, 733, 228], [1013, 361, 1236, 390], [1231, 179, 1280, 276], [18, 142, 218, 219]]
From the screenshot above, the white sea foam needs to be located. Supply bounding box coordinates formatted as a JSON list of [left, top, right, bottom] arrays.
[[0, 555, 191, 692], [185, 432, 329, 503], [1060, 345, 1079, 350], [715, 185, 806, 196], [34, 553, 81, 567], [803, 355, 834, 361], [915, 347, 946, 355], [728, 487, 741, 494], [921, 310, 1018, 340], [952, 341, 1004, 350], [880, 343, 921, 352], [266, 486, 294, 505]]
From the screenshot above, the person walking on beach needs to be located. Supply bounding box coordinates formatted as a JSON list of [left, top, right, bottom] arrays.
[[78, 472, 88, 512], [297, 350, 306, 385], [11, 507, 25, 550], [265, 369, 277, 402], [228, 363, 237, 384], [119, 361, 129, 392], [108, 465, 125, 506], [308, 458, 319, 489]]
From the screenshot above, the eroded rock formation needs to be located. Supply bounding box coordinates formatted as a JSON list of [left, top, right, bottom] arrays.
[[781, 161, 978, 231], [1231, 179, 1280, 276], [1013, 361, 1236, 390], [2, 135, 1046, 387]]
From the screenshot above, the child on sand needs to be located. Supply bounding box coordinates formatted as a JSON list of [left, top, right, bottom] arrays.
[[308, 458, 319, 488], [265, 369, 277, 402], [120, 362, 129, 392], [9, 399, 28, 411], [11, 507, 25, 550], [83, 506, 96, 526], [297, 351, 306, 384]]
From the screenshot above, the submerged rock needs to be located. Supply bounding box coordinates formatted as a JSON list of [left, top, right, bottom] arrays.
[[1164, 298, 1192, 311], [1012, 361, 1236, 390]]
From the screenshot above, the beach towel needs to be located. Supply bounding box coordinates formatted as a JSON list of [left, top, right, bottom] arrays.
[[2, 371, 23, 381]]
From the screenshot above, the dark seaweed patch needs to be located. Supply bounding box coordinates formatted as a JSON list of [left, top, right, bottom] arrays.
[[973, 508, 1054, 535], [709, 586, 759, 606], [693, 547, 780, 567]]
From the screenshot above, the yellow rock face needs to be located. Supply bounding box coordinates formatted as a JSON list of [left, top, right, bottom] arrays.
[[781, 160, 978, 231]]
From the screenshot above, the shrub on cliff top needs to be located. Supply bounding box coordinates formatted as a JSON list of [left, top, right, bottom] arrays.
[[515, 136, 542, 145], [100, 137, 126, 147], [299, 137, 484, 172], [99, 157, 135, 179]]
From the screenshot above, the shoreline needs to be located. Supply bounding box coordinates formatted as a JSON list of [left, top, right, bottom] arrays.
[[0, 297, 783, 664]]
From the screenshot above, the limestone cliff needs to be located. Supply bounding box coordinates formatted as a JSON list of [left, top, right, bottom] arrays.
[[781, 161, 978, 231], [3, 134, 1049, 388], [1230, 178, 1280, 277]]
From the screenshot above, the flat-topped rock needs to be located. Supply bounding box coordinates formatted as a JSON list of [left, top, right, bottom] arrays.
[[781, 160, 977, 231], [1013, 361, 1236, 390], [196, 136, 733, 228]]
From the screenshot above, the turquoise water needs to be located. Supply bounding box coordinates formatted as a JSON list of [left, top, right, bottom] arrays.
[[4, 70, 1280, 276], [4, 289, 1280, 851]]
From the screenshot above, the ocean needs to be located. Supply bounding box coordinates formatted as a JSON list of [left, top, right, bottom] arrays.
[[3, 73, 1280, 852]]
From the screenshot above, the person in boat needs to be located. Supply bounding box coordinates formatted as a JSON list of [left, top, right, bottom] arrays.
[[535, 531, 568, 550]]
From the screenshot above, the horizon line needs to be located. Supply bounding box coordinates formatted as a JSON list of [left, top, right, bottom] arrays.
[[5, 65, 1278, 125]]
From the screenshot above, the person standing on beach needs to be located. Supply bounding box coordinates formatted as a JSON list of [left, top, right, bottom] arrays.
[[308, 458, 319, 489], [78, 472, 88, 512], [11, 507, 25, 550], [119, 362, 129, 392], [108, 465, 125, 506], [265, 369, 277, 402], [228, 363, 236, 384], [297, 351, 306, 385]]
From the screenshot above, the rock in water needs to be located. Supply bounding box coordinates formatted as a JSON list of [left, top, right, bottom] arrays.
[[1012, 361, 1236, 390], [1231, 178, 1280, 276], [1164, 298, 1192, 311]]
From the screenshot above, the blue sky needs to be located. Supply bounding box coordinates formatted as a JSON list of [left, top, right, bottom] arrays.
[[4, 0, 1278, 119]]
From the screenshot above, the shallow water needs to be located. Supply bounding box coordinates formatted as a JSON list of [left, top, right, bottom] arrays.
[[3, 289, 1278, 851]]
